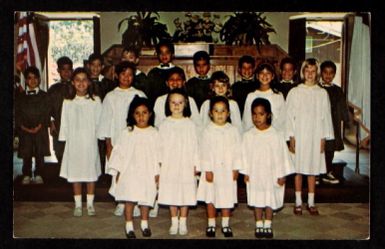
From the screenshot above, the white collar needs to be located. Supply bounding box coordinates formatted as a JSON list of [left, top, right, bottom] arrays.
[[26, 87, 39, 94], [157, 62, 175, 69], [135, 69, 143, 76]]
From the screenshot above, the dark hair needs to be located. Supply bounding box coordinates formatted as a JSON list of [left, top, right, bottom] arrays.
[[57, 56, 73, 69], [126, 95, 154, 130], [279, 57, 297, 71], [165, 88, 191, 117], [255, 62, 280, 93], [320, 60, 337, 73], [167, 66, 186, 81], [209, 71, 231, 98], [193, 50, 210, 65], [115, 61, 136, 75], [88, 53, 104, 65], [209, 95, 231, 123], [251, 98, 272, 125], [238, 55, 255, 69], [155, 40, 175, 55], [122, 45, 141, 58], [66, 67, 94, 100], [23, 66, 40, 79]]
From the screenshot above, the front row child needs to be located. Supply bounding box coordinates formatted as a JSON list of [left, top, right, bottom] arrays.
[[108, 96, 160, 239], [197, 96, 242, 238], [241, 98, 294, 239], [157, 88, 200, 236], [59, 68, 102, 217]]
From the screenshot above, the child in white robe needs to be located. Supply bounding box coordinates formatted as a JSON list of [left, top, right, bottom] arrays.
[[200, 71, 243, 134], [197, 96, 242, 238], [59, 68, 102, 217], [286, 58, 334, 216], [107, 96, 160, 239], [241, 98, 294, 239], [157, 88, 200, 236]]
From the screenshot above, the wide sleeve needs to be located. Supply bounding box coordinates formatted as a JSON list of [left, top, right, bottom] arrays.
[[273, 93, 287, 132], [94, 97, 103, 139], [200, 128, 214, 172], [153, 131, 161, 176], [200, 100, 210, 129], [239, 133, 250, 175], [242, 94, 253, 131], [154, 97, 165, 128], [231, 128, 243, 170], [58, 100, 68, 141], [191, 122, 201, 172], [97, 94, 113, 139], [285, 89, 296, 140], [274, 132, 295, 179], [321, 90, 335, 140], [189, 97, 202, 130], [107, 132, 129, 175], [230, 100, 243, 134]]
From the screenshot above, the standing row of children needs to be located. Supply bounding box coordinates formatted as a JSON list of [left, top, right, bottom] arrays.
[[15, 40, 349, 239]]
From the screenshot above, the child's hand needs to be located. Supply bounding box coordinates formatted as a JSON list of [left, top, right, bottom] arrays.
[[194, 166, 198, 176], [233, 170, 239, 181], [206, 171, 214, 182], [289, 137, 296, 153], [106, 139, 113, 160], [31, 124, 42, 134], [49, 122, 57, 136], [116, 172, 120, 183], [320, 139, 325, 153], [277, 177, 286, 186], [244, 175, 249, 183]]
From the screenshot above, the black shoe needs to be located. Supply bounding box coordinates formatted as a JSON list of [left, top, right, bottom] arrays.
[[255, 227, 264, 238], [206, 226, 216, 237], [125, 230, 136, 239], [322, 172, 340, 184], [141, 228, 152, 237], [221, 227, 233, 237], [264, 227, 273, 239]]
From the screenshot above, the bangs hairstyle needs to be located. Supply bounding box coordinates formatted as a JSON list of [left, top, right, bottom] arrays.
[[115, 61, 136, 75], [209, 96, 231, 123], [251, 98, 272, 125], [255, 62, 280, 93], [300, 58, 321, 82], [23, 66, 40, 79], [167, 67, 186, 81], [67, 67, 94, 100], [165, 88, 191, 117], [209, 71, 231, 98], [126, 95, 154, 130]]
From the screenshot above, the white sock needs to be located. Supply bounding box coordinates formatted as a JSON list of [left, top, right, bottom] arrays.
[[221, 217, 229, 228], [141, 220, 148, 230], [171, 216, 178, 226], [125, 221, 134, 232], [264, 220, 272, 228], [74, 195, 82, 208], [308, 193, 315, 207], [256, 220, 263, 228], [208, 218, 216, 227], [295, 191, 302, 206], [179, 217, 187, 226], [86, 194, 94, 207]]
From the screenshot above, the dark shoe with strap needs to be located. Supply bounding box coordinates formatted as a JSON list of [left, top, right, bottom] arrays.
[[141, 228, 152, 237], [264, 227, 274, 238], [206, 226, 216, 237], [293, 205, 302, 215], [306, 205, 319, 215], [255, 227, 264, 238], [125, 230, 136, 239], [221, 226, 233, 237]]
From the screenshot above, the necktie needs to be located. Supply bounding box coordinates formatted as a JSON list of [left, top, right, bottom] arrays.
[[160, 63, 170, 68]]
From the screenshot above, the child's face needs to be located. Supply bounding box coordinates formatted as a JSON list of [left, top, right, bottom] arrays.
[[212, 80, 228, 96], [158, 45, 172, 64], [258, 68, 274, 87], [169, 93, 186, 118], [25, 73, 40, 90], [167, 73, 185, 90], [72, 72, 90, 96], [88, 59, 103, 79], [121, 51, 139, 65], [252, 105, 270, 130], [134, 104, 151, 128], [57, 64, 73, 82], [321, 67, 336, 85], [210, 101, 229, 126], [281, 63, 296, 81], [194, 59, 210, 76], [118, 68, 134, 88], [239, 62, 254, 80], [303, 65, 318, 84]]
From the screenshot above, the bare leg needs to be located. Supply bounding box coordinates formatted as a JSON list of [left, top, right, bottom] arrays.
[[307, 175, 316, 193], [86, 182, 95, 195], [255, 208, 263, 221], [73, 182, 82, 195], [125, 202, 134, 222], [180, 206, 189, 218], [294, 174, 303, 192], [265, 207, 273, 221], [207, 203, 216, 219], [170, 206, 178, 217], [140, 205, 150, 221], [221, 208, 231, 218]]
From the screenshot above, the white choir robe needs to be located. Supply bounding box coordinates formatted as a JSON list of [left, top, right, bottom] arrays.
[[59, 95, 102, 182], [285, 84, 334, 175], [242, 89, 286, 132], [200, 99, 243, 134], [241, 126, 295, 210], [107, 126, 160, 206], [158, 117, 200, 206], [197, 122, 242, 208]]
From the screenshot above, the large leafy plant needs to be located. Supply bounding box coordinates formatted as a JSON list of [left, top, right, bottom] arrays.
[[220, 12, 276, 50], [118, 12, 171, 48]]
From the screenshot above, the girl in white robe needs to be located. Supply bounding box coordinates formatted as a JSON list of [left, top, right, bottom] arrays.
[[242, 63, 286, 133], [197, 96, 242, 238], [286, 58, 334, 216], [241, 98, 295, 239], [59, 68, 102, 217], [107, 96, 159, 238], [157, 88, 200, 236], [200, 71, 242, 134]]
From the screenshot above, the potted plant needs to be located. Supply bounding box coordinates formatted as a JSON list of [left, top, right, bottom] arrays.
[[118, 12, 171, 49], [219, 12, 276, 51]]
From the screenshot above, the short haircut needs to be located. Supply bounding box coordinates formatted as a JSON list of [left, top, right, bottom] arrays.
[[251, 97, 272, 125], [126, 95, 154, 129], [57, 56, 73, 69], [320, 60, 337, 73], [122, 45, 141, 58], [255, 62, 276, 75], [115, 61, 136, 75], [193, 50, 210, 65], [300, 58, 321, 82], [155, 40, 175, 55], [209, 95, 231, 123], [88, 53, 104, 65], [23, 66, 40, 79], [210, 71, 230, 84], [279, 57, 297, 71], [238, 55, 255, 69], [167, 67, 186, 81], [165, 88, 191, 117]]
